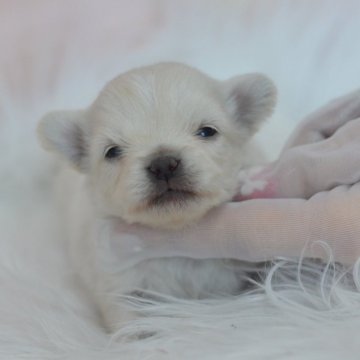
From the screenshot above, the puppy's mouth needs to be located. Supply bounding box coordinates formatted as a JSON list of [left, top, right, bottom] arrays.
[[148, 187, 197, 207]]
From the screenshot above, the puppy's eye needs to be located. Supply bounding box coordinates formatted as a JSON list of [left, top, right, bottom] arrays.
[[196, 126, 218, 138], [104, 145, 122, 160]]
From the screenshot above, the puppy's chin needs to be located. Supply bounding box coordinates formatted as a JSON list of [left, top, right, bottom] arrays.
[[147, 188, 197, 207], [125, 192, 224, 230]]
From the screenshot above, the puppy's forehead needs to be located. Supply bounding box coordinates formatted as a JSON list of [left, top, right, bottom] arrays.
[[93, 64, 223, 123]]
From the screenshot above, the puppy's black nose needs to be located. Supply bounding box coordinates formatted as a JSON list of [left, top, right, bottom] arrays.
[[147, 156, 181, 182]]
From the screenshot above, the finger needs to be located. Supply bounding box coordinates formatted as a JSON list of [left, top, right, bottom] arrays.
[[282, 88, 360, 152], [273, 118, 360, 198]]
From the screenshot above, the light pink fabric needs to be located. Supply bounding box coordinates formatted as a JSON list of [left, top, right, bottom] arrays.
[[105, 89, 360, 266]]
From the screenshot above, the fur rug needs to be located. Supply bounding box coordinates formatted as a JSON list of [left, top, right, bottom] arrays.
[[1, 1, 360, 358]]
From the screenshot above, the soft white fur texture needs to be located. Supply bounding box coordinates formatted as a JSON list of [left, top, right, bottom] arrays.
[[37, 62, 276, 329], [2, 0, 360, 358]]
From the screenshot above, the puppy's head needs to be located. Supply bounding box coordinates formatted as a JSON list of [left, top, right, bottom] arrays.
[[38, 63, 276, 229]]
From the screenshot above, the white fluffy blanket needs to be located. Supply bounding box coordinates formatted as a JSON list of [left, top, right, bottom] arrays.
[[1, 1, 360, 358]]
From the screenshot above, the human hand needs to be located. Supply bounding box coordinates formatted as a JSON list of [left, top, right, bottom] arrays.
[[235, 89, 360, 200]]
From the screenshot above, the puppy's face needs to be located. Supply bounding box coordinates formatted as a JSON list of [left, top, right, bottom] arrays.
[[38, 63, 276, 229]]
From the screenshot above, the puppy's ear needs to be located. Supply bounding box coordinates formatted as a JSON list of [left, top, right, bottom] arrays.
[[37, 110, 89, 172], [223, 73, 277, 135]]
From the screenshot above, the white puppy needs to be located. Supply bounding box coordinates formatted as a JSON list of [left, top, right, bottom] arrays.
[[38, 63, 276, 330]]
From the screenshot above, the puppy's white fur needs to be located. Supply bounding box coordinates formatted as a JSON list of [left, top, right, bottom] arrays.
[[38, 63, 276, 330]]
